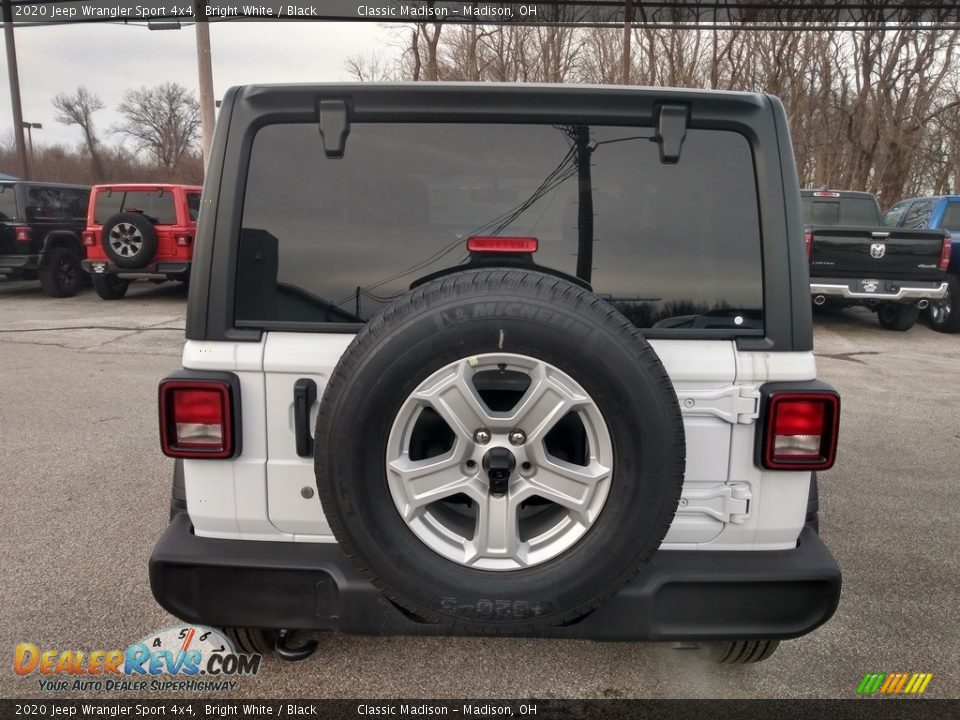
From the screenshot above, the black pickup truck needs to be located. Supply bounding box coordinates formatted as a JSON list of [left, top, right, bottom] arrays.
[[802, 189, 950, 331]]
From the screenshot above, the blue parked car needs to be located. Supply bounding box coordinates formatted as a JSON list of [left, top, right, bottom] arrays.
[[884, 195, 960, 333]]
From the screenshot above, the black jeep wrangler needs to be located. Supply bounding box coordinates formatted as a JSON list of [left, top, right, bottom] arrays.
[[0, 180, 90, 297]]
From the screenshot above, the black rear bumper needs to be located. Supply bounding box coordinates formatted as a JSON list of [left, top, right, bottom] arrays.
[[0, 253, 40, 271], [150, 513, 841, 641]]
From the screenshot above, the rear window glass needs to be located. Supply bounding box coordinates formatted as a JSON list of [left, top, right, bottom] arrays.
[[94, 190, 176, 225], [238, 122, 764, 330], [26, 186, 89, 222], [187, 193, 201, 221], [883, 201, 910, 227], [0, 184, 17, 221], [802, 196, 879, 226], [940, 202, 960, 232], [903, 200, 934, 229]]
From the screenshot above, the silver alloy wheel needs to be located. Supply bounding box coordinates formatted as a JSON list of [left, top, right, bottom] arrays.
[[386, 353, 613, 571], [109, 223, 144, 258]]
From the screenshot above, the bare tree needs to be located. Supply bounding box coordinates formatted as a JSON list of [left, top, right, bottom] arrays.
[[345, 52, 401, 82], [52, 86, 106, 179], [115, 83, 201, 170], [345, 21, 960, 203], [418, 22, 444, 80]]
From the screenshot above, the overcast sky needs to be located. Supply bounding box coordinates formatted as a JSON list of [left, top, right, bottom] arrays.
[[0, 22, 402, 151]]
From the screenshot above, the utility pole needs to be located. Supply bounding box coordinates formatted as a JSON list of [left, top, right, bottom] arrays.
[[2, 0, 30, 179], [194, 3, 216, 169], [621, 0, 633, 84]]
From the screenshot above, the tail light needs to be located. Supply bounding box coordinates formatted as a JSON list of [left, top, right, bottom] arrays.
[[82, 231, 96, 247], [939, 236, 952, 270], [159, 379, 237, 459], [804, 229, 814, 260], [812, 191, 841, 198], [467, 236, 538, 253], [176, 234, 193, 247], [761, 392, 840, 470], [15, 226, 32, 243]]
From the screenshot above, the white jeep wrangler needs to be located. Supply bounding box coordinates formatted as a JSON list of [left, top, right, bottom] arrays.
[[151, 83, 841, 664]]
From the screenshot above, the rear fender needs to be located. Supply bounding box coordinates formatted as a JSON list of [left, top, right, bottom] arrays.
[[41, 231, 84, 258]]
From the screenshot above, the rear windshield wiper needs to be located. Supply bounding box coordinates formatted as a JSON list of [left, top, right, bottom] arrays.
[[653, 310, 762, 330]]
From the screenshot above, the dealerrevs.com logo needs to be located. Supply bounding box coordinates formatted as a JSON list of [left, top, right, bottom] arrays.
[[13, 626, 261, 692]]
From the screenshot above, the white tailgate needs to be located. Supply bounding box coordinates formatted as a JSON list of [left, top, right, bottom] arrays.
[[186, 334, 816, 549]]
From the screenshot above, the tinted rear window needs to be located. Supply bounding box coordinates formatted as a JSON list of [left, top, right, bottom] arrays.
[[238, 122, 764, 330], [0, 184, 17, 221], [94, 190, 176, 225], [903, 200, 934, 229], [25, 186, 88, 222], [187, 193, 201, 221], [801, 196, 880, 226]]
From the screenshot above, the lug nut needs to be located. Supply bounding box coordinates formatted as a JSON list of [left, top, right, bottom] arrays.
[[473, 429, 491, 445], [508, 430, 526, 446]]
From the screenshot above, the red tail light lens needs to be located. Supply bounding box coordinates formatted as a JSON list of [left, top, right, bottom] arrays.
[[804, 229, 813, 260], [762, 393, 840, 470], [812, 191, 840, 198], [467, 236, 538, 253], [159, 380, 235, 459], [82, 231, 96, 247], [940, 236, 952, 270], [15, 226, 32, 243]]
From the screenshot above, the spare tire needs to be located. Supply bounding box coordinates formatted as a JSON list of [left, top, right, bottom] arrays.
[[101, 212, 158, 268], [314, 269, 685, 631]]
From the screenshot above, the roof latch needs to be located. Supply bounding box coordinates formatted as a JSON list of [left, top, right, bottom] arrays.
[[317, 99, 351, 159], [655, 104, 688, 164]]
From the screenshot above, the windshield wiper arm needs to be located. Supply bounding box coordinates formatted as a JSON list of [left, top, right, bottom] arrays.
[[653, 311, 762, 330]]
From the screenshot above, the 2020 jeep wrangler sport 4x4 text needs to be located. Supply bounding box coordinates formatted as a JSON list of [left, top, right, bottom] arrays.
[[150, 84, 842, 664]]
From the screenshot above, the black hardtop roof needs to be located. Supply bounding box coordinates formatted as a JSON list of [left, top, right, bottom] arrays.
[[236, 80, 765, 100], [230, 81, 771, 120]]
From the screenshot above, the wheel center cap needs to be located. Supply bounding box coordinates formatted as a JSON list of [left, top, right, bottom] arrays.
[[481, 447, 516, 495]]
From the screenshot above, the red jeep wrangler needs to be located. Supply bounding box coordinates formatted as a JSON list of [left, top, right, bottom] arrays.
[[81, 184, 201, 299]]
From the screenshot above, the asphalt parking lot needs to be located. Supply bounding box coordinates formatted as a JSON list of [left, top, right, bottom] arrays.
[[1, 277, 958, 700]]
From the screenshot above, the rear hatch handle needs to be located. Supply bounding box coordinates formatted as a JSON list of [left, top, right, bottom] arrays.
[[294, 378, 317, 458]]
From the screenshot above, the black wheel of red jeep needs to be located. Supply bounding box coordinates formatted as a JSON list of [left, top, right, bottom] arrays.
[[928, 274, 960, 334], [101, 212, 157, 269], [704, 640, 781, 664], [91, 273, 130, 300], [314, 269, 685, 631], [877, 303, 919, 331], [38, 246, 82, 298]]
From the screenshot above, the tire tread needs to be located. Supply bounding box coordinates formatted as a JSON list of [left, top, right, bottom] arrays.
[[315, 268, 685, 633]]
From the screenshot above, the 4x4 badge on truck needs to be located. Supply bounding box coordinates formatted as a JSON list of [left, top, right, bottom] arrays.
[[870, 243, 886, 259]]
